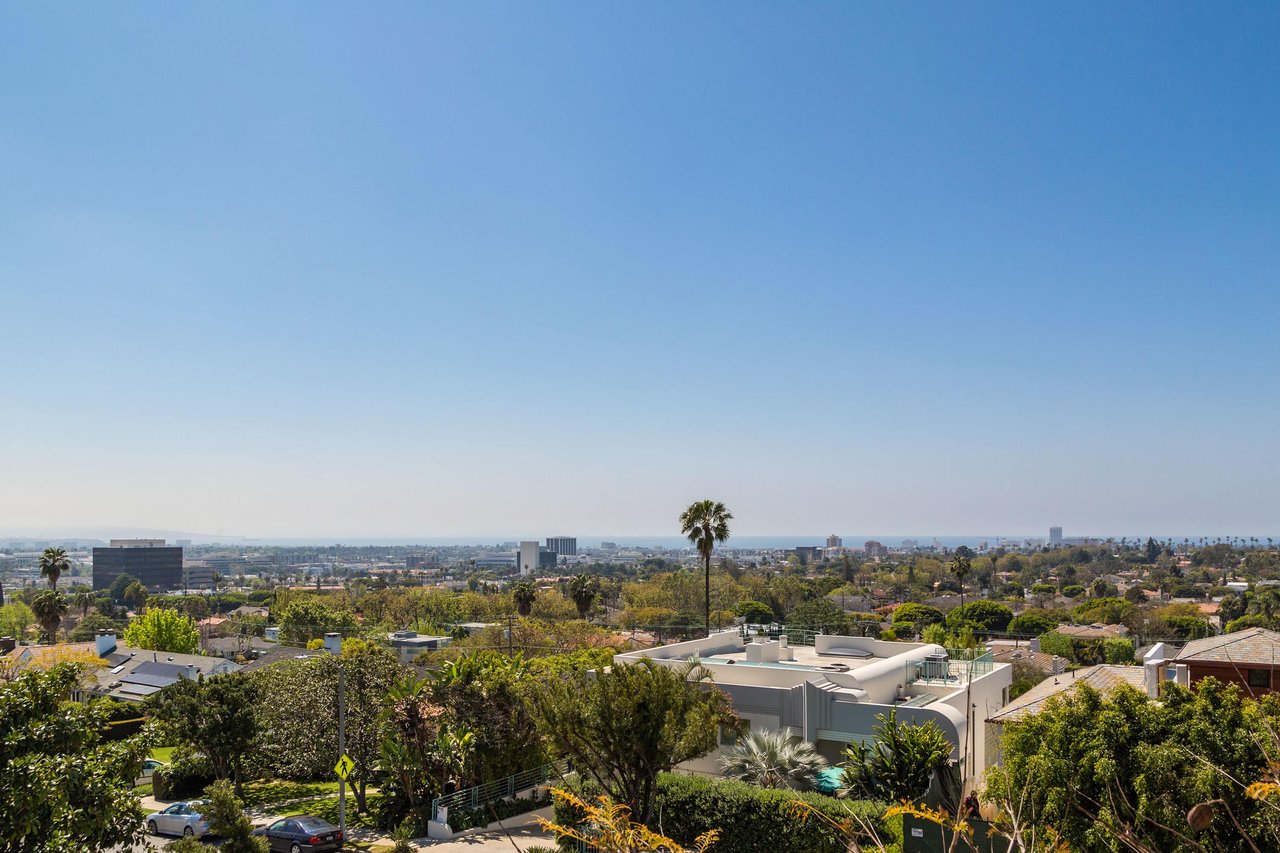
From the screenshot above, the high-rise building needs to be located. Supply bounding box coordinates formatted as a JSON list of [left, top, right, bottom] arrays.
[[827, 534, 843, 548], [1049, 526, 1063, 547], [863, 540, 888, 558], [546, 536, 578, 557], [517, 541, 539, 576], [93, 540, 183, 592]]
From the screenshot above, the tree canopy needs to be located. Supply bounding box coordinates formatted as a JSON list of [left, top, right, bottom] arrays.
[[123, 606, 200, 653], [0, 663, 150, 852]]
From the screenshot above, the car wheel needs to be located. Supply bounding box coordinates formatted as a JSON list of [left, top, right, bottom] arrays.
[[184, 825, 194, 837], [291, 844, 302, 853], [147, 820, 158, 835]]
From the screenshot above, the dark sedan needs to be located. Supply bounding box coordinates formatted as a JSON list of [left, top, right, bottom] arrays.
[[252, 816, 344, 853]]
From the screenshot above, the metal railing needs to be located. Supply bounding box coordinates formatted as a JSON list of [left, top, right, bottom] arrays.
[[431, 759, 569, 827], [905, 648, 994, 685]]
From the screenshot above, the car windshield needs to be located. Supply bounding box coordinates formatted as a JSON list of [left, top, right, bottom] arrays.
[[296, 818, 335, 832]]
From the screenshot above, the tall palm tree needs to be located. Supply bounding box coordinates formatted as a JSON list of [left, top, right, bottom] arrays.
[[950, 547, 974, 609], [680, 500, 733, 636], [74, 589, 94, 618], [30, 589, 68, 644], [511, 580, 537, 617], [568, 573, 600, 620], [38, 547, 71, 590], [719, 728, 828, 791]]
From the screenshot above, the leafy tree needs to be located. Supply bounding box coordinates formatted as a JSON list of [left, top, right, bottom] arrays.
[[38, 547, 70, 589], [277, 599, 358, 644], [680, 500, 733, 636], [945, 601, 1013, 633], [1060, 584, 1085, 599], [0, 601, 35, 642], [983, 679, 1280, 851], [532, 658, 739, 824], [785, 598, 850, 634], [1102, 637, 1136, 663], [379, 675, 473, 832], [69, 612, 120, 642], [1145, 536, 1162, 563], [1071, 596, 1135, 626], [108, 572, 140, 602], [30, 589, 67, 643], [1036, 631, 1075, 661], [842, 710, 952, 803], [891, 603, 945, 629], [511, 580, 537, 617], [201, 780, 269, 853], [734, 600, 774, 624], [568, 573, 601, 619], [124, 606, 200, 653], [150, 672, 260, 795], [719, 728, 828, 791], [0, 663, 150, 851], [432, 650, 544, 786], [1007, 612, 1057, 637], [253, 640, 403, 810]]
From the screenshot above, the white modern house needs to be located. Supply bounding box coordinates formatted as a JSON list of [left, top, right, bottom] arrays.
[[614, 630, 1012, 786]]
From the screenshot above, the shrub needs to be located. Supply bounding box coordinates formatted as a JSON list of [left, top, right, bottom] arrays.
[[153, 751, 216, 801], [555, 773, 888, 853], [1102, 638, 1136, 664], [891, 604, 944, 628], [1007, 612, 1057, 637], [945, 601, 1013, 633]]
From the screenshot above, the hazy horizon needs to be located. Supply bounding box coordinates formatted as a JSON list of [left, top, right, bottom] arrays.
[[3, 5, 1277, 536]]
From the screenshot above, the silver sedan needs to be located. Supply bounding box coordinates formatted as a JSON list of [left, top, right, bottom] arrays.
[[145, 801, 211, 838]]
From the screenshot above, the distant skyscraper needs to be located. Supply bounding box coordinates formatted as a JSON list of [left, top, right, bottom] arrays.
[[1049, 526, 1063, 547], [546, 536, 578, 557], [517, 541, 540, 576], [93, 540, 183, 592], [827, 534, 842, 548], [863, 540, 888, 558]]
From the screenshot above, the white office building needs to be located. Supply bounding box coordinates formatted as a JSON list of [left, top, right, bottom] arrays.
[[1049, 526, 1063, 547], [518, 541, 540, 576]]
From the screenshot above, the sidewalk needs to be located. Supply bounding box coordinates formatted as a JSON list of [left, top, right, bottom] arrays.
[[413, 806, 556, 851]]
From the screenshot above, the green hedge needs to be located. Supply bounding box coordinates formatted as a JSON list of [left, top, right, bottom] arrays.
[[554, 773, 890, 853], [153, 752, 215, 801]]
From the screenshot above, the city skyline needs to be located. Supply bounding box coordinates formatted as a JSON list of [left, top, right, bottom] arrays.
[[3, 5, 1278, 537]]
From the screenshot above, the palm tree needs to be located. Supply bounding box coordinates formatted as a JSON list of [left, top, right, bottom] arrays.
[[950, 547, 974, 609], [38, 547, 71, 590], [568, 573, 600, 620], [719, 728, 828, 791], [30, 589, 68, 644], [74, 589, 94, 618], [511, 580, 537, 617], [680, 500, 733, 636]]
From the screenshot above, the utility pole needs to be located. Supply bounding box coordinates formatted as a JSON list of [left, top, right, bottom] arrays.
[[326, 633, 346, 834]]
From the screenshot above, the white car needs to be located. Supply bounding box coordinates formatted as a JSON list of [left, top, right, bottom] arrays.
[[135, 758, 166, 786], [146, 801, 211, 838]]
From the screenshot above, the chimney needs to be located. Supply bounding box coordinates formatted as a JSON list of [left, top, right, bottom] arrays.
[[95, 630, 117, 657], [323, 632, 342, 656], [185, 665, 198, 681], [264, 627, 280, 642], [1174, 663, 1190, 687], [1143, 660, 1164, 698]]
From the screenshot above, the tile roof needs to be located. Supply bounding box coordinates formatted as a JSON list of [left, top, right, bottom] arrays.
[[1174, 627, 1280, 664], [986, 664, 1146, 723]]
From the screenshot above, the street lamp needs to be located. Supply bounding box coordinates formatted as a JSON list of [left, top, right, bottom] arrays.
[[324, 632, 346, 834]]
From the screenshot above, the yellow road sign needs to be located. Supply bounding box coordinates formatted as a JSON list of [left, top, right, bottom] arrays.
[[334, 754, 355, 780]]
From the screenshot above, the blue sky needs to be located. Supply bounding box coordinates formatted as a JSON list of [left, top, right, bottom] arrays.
[[2, 4, 1277, 539]]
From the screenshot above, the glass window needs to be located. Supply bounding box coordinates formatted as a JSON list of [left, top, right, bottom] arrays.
[[269, 819, 289, 832], [1248, 669, 1271, 688]]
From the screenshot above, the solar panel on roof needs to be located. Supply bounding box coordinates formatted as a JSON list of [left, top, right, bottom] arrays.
[[117, 683, 162, 696], [120, 672, 180, 688], [132, 661, 188, 678]]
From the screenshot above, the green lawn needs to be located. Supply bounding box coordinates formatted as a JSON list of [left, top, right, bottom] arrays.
[[149, 746, 175, 763], [240, 779, 341, 808], [263, 792, 383, 829]]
